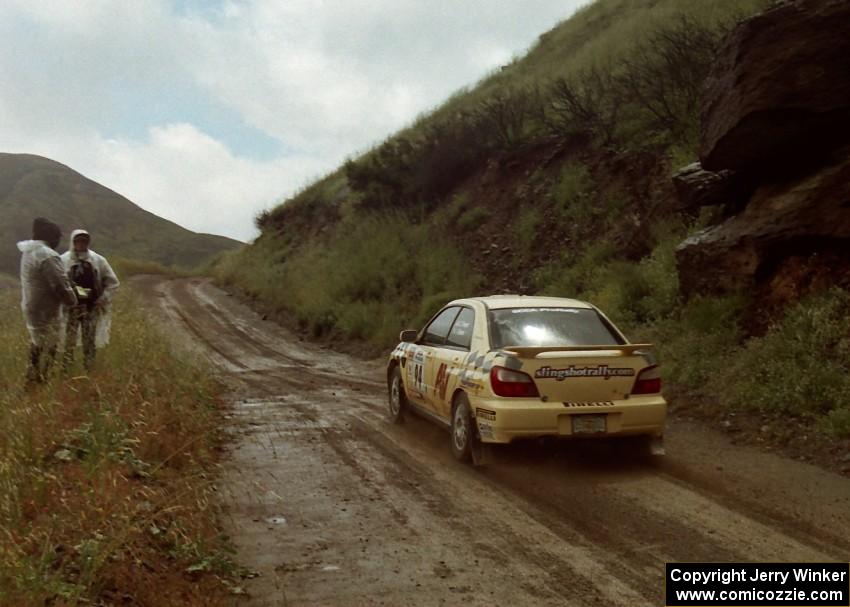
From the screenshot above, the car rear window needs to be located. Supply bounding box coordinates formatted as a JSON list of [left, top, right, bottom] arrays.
[[488, 307, 624, 349]]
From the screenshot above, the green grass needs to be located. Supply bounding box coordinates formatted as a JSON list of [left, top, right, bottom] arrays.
[[550, 162, 600, 232], [0, 288, 232, 604], [110, 257, 189, 278], [515, 206, 542, 259], [718, 289, 850, 424], [644, 289, 850, 438], [455, 206, 491, 231], [213, 213, 481, 349]]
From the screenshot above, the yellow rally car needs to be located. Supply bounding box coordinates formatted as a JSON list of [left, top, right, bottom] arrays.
[[387, 296, 666, 462]]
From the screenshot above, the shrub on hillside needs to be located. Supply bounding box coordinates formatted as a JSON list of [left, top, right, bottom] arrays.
[[214, 214, 479, 348], [647, 294, 746, 400], [344, 137, 417, 210], [474, 86, 544, 150], [544, 15, 727, 149], [455, 206, 490, 231], [551, 162, 595, 225], [717, 289, 850, 429], [515, 206, 542, 259], [411, 113, 494, 202], [616, 15, 725, 141], [547, 66, 621, 144]]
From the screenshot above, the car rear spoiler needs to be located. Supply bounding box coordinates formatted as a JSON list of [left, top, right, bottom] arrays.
[[502, 344, 654, 358]]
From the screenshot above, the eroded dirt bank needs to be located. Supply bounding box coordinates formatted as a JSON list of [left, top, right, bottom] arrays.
[[135, 276, 850, 607]]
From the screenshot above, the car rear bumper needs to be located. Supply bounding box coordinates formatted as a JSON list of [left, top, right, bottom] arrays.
[[469, 395, 667, 444]]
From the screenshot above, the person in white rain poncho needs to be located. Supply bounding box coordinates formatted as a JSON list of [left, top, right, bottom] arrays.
[[60, 229, 120, 371], [18, 218, 78, 383]]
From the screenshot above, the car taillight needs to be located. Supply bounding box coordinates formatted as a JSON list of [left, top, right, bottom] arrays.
[[632, 365, 662, 395], [490, 366, 539, 398]]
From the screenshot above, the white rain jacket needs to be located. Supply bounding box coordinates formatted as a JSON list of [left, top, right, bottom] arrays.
[[17, 239, 77, 346], [60, 229, 120, 348]]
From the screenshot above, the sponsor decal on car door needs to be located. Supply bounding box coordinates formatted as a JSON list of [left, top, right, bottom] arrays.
[[405, 347, 428, 404], [430, 307, 476, 420], [417, 306, 462, 414]]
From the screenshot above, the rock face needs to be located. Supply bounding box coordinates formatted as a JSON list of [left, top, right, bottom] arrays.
[[677, 148, 850, 295], [679, 0, 850, 299], [700, 0, 850, 173], [672, 162, 753, 210]]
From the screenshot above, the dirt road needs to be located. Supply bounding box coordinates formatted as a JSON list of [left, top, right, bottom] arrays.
[[136, 276, 850, 606]]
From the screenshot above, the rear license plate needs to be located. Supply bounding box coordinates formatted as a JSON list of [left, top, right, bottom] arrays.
[[571, 414, 607, 434]]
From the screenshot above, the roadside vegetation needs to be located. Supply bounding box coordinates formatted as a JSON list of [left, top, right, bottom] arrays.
[[212, 0, 850, 443], [215, 214, 479, 346], [0, 287, 236, 605]]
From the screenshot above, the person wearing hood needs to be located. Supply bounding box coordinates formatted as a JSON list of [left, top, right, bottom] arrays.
[[18, 217, 78, 383], [60, 229, 120, 371]]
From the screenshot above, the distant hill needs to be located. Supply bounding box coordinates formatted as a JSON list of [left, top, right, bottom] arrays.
[[0, 153, 242, 276]]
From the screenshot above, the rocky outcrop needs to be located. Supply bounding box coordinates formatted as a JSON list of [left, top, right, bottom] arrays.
[[677, 147, 850, 295], [700, 0, 850, 173], [678, 0, 850, 299], [672, 162, 753, 210]]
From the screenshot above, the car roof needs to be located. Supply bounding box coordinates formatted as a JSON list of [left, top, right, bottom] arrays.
[[451, 295, 593, 310]]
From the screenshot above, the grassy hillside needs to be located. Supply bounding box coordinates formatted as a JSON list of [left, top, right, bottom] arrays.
[[213, 0, 850, 444], [0, 153, 242, 276]]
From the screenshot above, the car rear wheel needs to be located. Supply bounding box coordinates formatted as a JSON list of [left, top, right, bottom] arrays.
[[451, 394, 476, 462], [388, 366, 406, 424]]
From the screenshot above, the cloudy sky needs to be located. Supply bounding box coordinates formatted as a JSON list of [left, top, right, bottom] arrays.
[[0, 0, 585, 242]]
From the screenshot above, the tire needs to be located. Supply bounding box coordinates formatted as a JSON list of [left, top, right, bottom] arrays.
[[451, 393, 476, 462], [388, 366, 406, 424]]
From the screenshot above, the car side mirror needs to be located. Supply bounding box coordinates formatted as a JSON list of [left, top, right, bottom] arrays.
[[399, 329, 418, 343]]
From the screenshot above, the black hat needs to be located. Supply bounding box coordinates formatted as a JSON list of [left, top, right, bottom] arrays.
[[32, 217, 62, 248]]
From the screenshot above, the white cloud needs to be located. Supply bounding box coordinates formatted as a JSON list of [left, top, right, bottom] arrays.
[[87, 123, 326, 240], [0, 0, 584, 242]]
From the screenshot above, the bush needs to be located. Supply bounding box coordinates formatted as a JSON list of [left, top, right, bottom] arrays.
[[474, 86, 543, 150], [515, 206, 541, 259], [455, 206, 490, 231], [214, 213, 480, 349], [551, 162, 595, 226], [616, 15, 726, 141], [442, 192, 469, 225], [648, 294, 746, 399], [822, 408, 850, 438], [547, 66, 621, 144], [344, 138, 417, 210], [717, 289, 850, 423], [411, 113, 494, 202]]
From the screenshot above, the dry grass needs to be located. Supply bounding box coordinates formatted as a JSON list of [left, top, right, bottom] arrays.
[[110, 257, 196, 279], [0, 287, 235, 605]]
